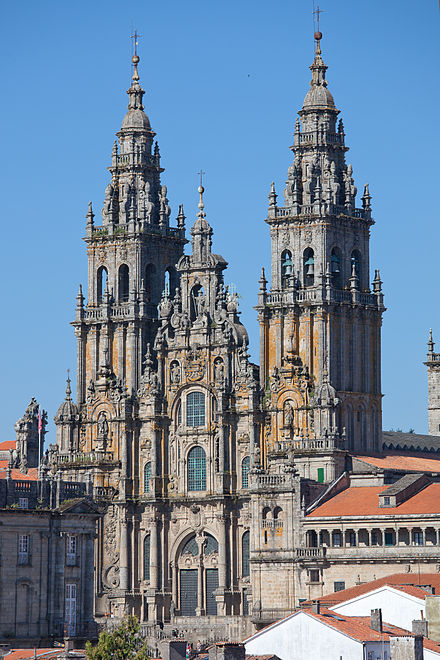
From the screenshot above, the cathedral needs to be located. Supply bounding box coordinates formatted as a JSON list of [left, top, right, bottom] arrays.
[[50, 30, 388, 640]]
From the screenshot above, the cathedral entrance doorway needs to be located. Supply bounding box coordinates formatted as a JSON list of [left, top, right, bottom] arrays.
[[178, 533, 219, 616]]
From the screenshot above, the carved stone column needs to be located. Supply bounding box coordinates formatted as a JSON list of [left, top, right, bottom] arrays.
[[150, 516, 159, 590], [119, 515, 129, 591]]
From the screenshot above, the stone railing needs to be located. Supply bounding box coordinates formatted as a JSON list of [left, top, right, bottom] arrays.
[[291, 436, 343, 452], [57, 451, 116, 466], [265, 287, 378, 309], [295, 547, 327, 560], [93, 485, 117, 501], [273, 204, 368, 220]]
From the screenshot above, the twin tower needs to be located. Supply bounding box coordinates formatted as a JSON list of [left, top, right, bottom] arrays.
[[53, 34, 384, 624]]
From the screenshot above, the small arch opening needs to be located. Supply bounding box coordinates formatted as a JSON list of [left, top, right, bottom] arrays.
[[145, 263, 156, 303], [242, 456, 250, 489], [190, 284, 205, 321], [351, 250, 361, 283], [118, 264, 130, 302], [281, 250, 293, 288], [303, 248, 315, 286], [97, 266, 108, 304], [331, 247, 342, 288]]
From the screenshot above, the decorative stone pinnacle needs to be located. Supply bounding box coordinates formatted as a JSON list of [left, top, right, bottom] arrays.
[[259, 267, 267, 292], [65, 369, 72, 400], [177, 203, 186, 228], [428, 328, 435, 353], [86, 201, 94, 226]]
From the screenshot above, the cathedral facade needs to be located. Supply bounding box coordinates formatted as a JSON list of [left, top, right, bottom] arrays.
[[52, 32, 385, 639]]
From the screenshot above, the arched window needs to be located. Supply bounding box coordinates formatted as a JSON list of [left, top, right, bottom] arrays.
[[144, 462, 151, 493], [165, 267, 175, 297], [187, 392, 205, 427], [281, 250, 293, 287], [303, 248, 315, 286], [187, 446, 206, 491], [182, 535, 199, 556], [242, 456, 250, 489], [331, 247, 342, 288], [118, 264, 129, 302], [351, 250, 361, 282], [273, 506, 283, 520], [97, 266, 108, 303], [242, 531, 250, 577], [205, 534, 219, 555], [143, 535, 150, 580], [145, 263, 156, 303]]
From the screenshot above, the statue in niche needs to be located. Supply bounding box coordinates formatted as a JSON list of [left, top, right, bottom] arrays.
[[102, 183, 113, 219], [214, 359, 224, 384], [170, 362, 180, 385], [97, 411, 109, 450], [284, 402, 294, 428]]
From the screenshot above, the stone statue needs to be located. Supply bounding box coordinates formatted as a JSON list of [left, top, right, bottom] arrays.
[[170, 362, 180, 384], [284, 402, 294, 428], [97, 412, 109, 439]]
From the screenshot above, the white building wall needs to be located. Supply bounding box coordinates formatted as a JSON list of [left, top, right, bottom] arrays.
[[245, 611, 363, 660], [332, 587, 425, 631]]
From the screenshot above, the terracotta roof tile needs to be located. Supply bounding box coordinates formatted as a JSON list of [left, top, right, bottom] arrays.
[[354, 452, 440, 473], [0, 465, 38, 481], [307, 608, 414, 642], [307, 483, 440, 517], [0, 441, 16, 450], [302, 573, 440, 607]]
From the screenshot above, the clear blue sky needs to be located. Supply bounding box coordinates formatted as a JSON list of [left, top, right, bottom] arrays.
[[0, 0, 439, 444]]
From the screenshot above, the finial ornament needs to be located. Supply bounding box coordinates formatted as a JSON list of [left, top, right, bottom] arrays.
[[197, 170, 206, 218], [131, 29, 142, 81], [313, 3, 323, 51]]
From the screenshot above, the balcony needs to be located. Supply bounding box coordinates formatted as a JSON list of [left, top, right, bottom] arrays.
[[57, 451, 117, 467]]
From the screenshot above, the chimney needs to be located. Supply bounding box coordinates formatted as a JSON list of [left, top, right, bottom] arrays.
[[312, 600, 320, 614], [390, 636, 423, 660], [412, 619, 428, 637], [370, 608, 383, 633], [209, 643, 245, 660]]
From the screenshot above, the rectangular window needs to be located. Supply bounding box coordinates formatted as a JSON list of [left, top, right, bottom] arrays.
[[384, 496, 390, 505], [309, 569, 320, 583], [18, 534, 29, 564], [317, 468, 324, 483], [348, 531, 356, 547], [334, 581, 345, 592], [65, 583, 77, 636], [414, 531, 424, 546], [384, 532, 394, 546], [186, 392, 205, 427], [332, 532, 342, 547], [66, 535, 77, 565], [18, 498, 29, 509]]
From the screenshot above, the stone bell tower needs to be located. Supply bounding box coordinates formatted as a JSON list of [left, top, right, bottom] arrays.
[[256, 32, 385, 480], [73, 49, 186, 405]]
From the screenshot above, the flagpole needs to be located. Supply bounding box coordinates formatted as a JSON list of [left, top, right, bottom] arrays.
[[38, 407, 42, 477]]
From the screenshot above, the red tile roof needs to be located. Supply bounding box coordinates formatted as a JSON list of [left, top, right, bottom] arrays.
[[0, 465, 39, 481], [303, 573, 440, 607], [305, 608, 414, 642], [307, 483, 440, 517], [0, 441, 16, 451], [355, 452, 440, 473], [3, 650, 85, 659]]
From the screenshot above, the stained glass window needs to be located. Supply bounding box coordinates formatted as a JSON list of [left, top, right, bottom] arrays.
[[144, 462, 151, 493], [242, 531, 250, 577], [242, 456, 250, 489], [187, 446, 206, 491], [144, 535, 150, 580], [187, 392, 205, 427]]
